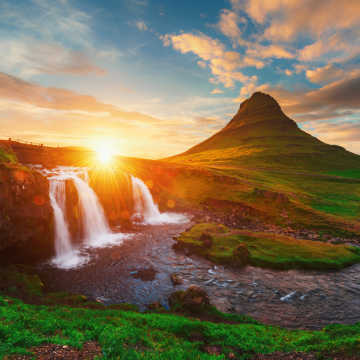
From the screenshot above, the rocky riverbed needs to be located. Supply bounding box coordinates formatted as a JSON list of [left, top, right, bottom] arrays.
[[37, 213, 360, 331]]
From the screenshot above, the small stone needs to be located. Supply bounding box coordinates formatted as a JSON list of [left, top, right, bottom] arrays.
[[218, 246, 225, 250], [171, 273, 182, 285]]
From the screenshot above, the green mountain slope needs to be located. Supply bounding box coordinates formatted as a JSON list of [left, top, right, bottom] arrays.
[[168, 92, 360, 173]]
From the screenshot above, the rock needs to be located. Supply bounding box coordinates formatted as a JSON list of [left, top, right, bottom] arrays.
[[181, 286, 211, 309], [148, 301, 163, 310], [171, 273, 182, 285], [254, 188, 288, 204], [232, 243, 250, 266], [0, 164, 53, 259], [200, 232, 213, 241], [168, 290, 184, 307], [229, 353, 237, 360], [218, 246, 225, 250]]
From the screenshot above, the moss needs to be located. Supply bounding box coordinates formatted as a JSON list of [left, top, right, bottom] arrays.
[[176, 223, 360, 270]]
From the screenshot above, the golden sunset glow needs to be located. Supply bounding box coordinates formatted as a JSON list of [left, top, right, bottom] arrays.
[[98, 150, 112, 162]]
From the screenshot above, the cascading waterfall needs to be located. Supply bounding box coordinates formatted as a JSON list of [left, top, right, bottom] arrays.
[[130, 175, 187, 224], [49, 181, 73, 257], [130, 174, 161, 221], [39, 166, 130, 268]]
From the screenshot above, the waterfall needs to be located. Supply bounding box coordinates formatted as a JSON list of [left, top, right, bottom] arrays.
[[71, 174, 109, 245], [130, 175, 161, 221], [38, 166, 130, 268], [49, 181, 73, 257], [130, 175, 187, 225]]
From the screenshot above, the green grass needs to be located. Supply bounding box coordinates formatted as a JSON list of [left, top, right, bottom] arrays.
[[325, 169, 360, 179], [0, 146, 18, 164], [2, 295, 360, 359], [175, 223, 360, 270]]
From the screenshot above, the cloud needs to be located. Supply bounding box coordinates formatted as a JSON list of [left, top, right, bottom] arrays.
[[198, 61, 207, 69], [214, 10, 247, 46], [306, 64, 344, 84], [128, 20, 148, 30], [160, 31, 257, 88], [0, 42, 107, 77], [254, 76, 360, 122], [235, 0, 360, 42], [307, 120, 360, 144], [245, 44, 294, 60], [0, 72, 164, 123], [226, 0, 360, 68], [0, 0, 119, 77], [118, 86, 137, 94], [211, 88, 224, 94]]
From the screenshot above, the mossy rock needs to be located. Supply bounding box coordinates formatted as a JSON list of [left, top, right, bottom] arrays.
[[232, 243, 250, 266]]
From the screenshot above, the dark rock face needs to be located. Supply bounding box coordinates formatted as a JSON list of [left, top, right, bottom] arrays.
[[180, 286, 211, 309], [87, 169, 134, 227], [254, 188, 289, 204], [232, 243, 249, 266], [65, 179, 80, 241], [0, 165, 54, 261]]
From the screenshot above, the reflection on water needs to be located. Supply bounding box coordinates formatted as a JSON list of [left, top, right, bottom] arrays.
[[38, 218, 360, 331]]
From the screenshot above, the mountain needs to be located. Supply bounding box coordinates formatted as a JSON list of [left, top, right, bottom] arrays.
[[167, 92, 360, 173]]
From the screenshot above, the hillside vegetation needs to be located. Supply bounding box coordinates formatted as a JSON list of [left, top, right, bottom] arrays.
[[167, 92, 360, 174]]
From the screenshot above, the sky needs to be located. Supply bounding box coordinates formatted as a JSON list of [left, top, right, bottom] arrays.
[[0, 0, 359, 159]]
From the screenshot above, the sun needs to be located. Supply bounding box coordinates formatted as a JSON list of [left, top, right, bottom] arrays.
[[97, 149, 111, 162]]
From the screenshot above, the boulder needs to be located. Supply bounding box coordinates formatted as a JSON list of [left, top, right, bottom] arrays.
[[180, 286, 211, 309], [148, 301, 163, 310], [232, 243, 250, 266], [171, 273, 182, 285], [254, 188, 288, 204]]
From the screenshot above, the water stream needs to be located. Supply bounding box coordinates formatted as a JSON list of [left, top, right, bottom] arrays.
[[34, 165, 360, 331]]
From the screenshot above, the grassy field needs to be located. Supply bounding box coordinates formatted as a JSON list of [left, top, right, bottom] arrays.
[[175, 223, 360, 270], [1, 267, 360, 360]]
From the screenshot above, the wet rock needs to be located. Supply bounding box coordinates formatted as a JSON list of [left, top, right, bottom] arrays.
[[232, 243, 250, 266], [148, 301, 163, 310], [168, 290, 185, 307], [181, 286, 211, 309], [171, 273, 182, 285]]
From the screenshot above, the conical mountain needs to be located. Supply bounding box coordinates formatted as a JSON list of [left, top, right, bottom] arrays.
[[168, 92, 360, 172]]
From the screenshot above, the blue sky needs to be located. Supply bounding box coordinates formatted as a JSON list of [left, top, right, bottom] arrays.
[[0, 0, 359, 158]]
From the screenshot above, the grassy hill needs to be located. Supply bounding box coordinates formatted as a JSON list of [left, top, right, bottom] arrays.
[[167, 92, 360, 173]]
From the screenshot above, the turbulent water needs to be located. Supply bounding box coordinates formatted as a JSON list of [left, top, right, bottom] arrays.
[[33, 165, 360, 331]]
